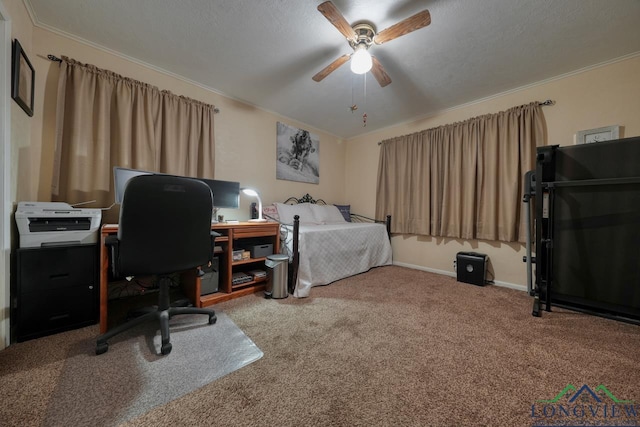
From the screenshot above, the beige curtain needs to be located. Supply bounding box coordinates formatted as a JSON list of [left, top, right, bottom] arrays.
[[376, 102, 544, 243], [52, 56, 215, 220]]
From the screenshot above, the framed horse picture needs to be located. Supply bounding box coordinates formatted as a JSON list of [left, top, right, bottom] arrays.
[[276, 122, 320, 184]]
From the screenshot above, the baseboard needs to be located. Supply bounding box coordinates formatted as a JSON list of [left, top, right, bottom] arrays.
[[392, 261, 527, 292]]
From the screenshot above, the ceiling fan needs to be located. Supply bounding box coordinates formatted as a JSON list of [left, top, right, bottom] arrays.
[[312, 1, 431, 87]]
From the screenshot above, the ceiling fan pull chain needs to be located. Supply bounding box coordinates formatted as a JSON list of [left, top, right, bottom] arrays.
[[350, 73, 358, 113], [363, 73, 367, 127]]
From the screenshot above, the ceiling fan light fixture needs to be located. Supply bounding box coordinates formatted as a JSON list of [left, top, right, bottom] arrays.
[[315, 2, 431, 86], [350, 45, 372, 74]]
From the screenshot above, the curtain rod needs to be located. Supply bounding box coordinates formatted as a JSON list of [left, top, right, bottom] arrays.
[[377, 100, 555, 145], [47, 54, 220, 113]]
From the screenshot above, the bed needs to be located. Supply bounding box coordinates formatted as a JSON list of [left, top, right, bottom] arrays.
[[264, 194, 393, 297]]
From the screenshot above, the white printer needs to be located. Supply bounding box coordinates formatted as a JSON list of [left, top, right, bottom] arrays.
[[15, 202, 102, 248]]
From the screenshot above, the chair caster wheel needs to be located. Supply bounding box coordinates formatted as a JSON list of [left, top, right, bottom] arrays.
[[209, 315, 217, 325], [161, 342, 172, 355], [96, 342, 109, 355]]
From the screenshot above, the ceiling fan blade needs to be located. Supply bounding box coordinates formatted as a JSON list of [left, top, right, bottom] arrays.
[[317, 1, 357, 42], [312, 54, 351, 82], [370, 56, 392, 87], [373, 9, 431, 45]]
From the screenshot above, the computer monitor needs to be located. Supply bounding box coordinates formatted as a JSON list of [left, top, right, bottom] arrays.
[[113, 167, 156, 204], [199, 179, 240, 209]]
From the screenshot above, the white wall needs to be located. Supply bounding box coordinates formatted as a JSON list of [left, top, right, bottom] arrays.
[[0, 0, 12, 350]]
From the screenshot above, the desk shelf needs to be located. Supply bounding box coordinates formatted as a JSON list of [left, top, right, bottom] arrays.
[[232, 257, 267, 266], [231, 276, 267, 290], [199, 283, 267, 305]]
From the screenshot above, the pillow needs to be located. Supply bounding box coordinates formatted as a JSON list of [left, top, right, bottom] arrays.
[[263, 204, 280, 222], [275, 202, 317, 224], [309, 204, 347, 224], [334, 204, 351, 222]]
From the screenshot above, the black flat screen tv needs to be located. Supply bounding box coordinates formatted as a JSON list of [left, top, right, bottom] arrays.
[[199, 179, 240, 209], [113, 167, 156, 204], [113, 167, 239, 210]]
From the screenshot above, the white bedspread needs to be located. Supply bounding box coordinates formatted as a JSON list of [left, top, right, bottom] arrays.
[[283, 222, 392, 297]]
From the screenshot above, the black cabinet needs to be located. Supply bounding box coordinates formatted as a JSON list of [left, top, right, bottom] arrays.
[[14, 245, 99, 342], [531, 136, 640, 323]]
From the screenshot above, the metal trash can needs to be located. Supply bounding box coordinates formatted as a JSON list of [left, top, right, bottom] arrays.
[[265, 254, 289, 299]]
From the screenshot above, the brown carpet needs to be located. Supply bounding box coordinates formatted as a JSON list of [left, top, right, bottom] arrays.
[[42, 312, 262, 426], [1, 265, 639, 426]]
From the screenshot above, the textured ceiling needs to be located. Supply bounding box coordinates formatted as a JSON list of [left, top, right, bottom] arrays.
[[26, 0, 640, 139]]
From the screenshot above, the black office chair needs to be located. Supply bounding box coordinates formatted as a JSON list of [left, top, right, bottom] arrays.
[[96, 174, 217, 356]]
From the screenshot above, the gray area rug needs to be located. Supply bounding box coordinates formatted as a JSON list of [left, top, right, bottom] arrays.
[[43, 311, 262, 426]]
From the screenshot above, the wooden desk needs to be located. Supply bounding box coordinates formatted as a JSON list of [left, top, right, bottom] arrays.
[[99, 221, 280, 333]]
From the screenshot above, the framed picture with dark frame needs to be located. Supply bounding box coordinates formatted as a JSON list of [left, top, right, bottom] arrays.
[[11, 39, 35, 117]]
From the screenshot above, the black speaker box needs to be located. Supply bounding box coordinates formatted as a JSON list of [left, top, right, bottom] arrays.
[[456, 252, 487, 286], [201, 257, 219, 295]]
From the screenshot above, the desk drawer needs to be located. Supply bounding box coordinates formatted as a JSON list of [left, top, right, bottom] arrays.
[[16, 285, 98, 342], [233, 226, 277, 239], [18, 245, 97, 293]]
